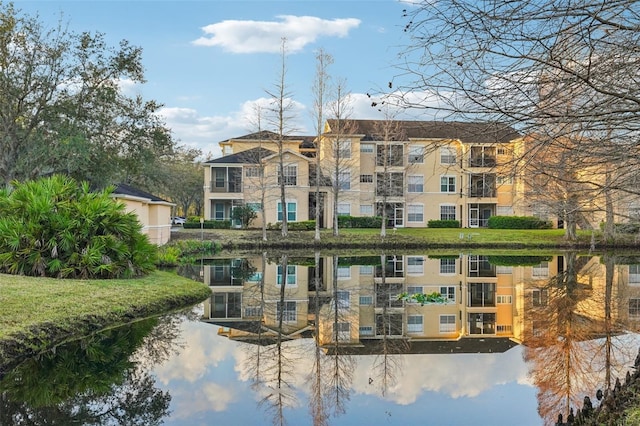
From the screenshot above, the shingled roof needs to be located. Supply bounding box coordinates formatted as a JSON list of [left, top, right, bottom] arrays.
[[112, 183, 170, 203], [325, 119, 521, 143], [204, 147, 276, 164]]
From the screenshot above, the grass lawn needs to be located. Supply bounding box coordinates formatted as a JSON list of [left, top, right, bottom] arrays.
[[0, 270, 211, 371]]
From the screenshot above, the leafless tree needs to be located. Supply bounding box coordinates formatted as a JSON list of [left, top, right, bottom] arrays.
[[311, 49, 333, 242], [265, 38, 298, 238], [397, 0, 640, 239]]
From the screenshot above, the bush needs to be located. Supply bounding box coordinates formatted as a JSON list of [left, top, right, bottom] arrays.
[[231, 206, 257, 229], [0, 175, 157, 279], [487, 215, 552, 229], [183, 220, 231, 229], [267, 221, 316, 230], [428, 220, 460, 228], [337, 216, 382, 228], [612, 222, 640, 234]]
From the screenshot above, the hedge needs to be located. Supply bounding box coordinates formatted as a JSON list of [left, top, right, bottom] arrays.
[[183, 220, 231, 229], [268, 220, 316, 231], [427, 219, 460, 228], [337, 215, 382, 228], [487, 215, 552, 229]]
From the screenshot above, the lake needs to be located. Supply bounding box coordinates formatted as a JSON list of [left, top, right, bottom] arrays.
[[2, 250, 639, 425]]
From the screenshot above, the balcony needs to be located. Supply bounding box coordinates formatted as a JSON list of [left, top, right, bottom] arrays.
[[468, 156, 496, 167], [210, 180, 242, 193]]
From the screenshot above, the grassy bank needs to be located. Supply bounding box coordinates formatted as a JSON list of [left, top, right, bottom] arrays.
[[0, 270, 211, 375], [171, 227, 622, 252]]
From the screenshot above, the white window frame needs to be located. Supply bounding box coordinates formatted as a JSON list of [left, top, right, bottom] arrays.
[[407, 315, 424, 333], [359, 204, 374, 216], [496, 206, 514, 215], [407, 285, 423, 295], [276, 264, 297, 286], [408, 175, 424, 193], [337, 266, 351, 279], [407, 204, 424, 223], [408, 145, 425, 164], [440, 175, 456, 193], [278, 164, 297, 186], [439, 314, 456, 333], [337, 203, 351, 216], [276, 301, 297, 322], [359, 295, 373, 305], [440, 146, 457, 164], [360, 143, 374, 153], [359, 265, 373, 275], [630, 265, 640, 284], [440, 204, 456, 220], [338, 171, 351, 190], [407, 256, 425, 275], [497, 295, 512, 304], [532, 261, 549, 278], [335, 138, 352, 158], [439, 286, 456, 301], [439, 258, 456, 275], [277, 201, 297, 222], [245, 166, 262, 178]]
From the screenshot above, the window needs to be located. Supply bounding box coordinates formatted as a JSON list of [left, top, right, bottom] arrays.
[[440, 286, 456, 301], [245, 167, 261, 178], [440, 205, 456, 220], [407, 285, 423, 295], [407, 257, 424, 274], [214, 203, 225, 220], [630, 299, 640, 318], [334, 322, 351, 340], [532, 262, 549, 278], [338, 171, 351, 190], [360, 205, 373, 216], [496, 265, 513, 274], [468, 312, 496, 335], [337, 203, 351, 216], [359, 295, 373, 305], [277, 264, 297, 286], [247, 271, 263, 282], [440, 258, 456, 274], [334, 139, 351, 158], [278, 165, 297, 186], [359, 265, 373, 275], [497, 176, 513, 185], [440, 146, 457, 164], [359, 325, 374, 336], [376, 144, 404, 166], [244, 306, 262, 317], [276, 301, 297, 322], [277, 202, 297, 222], [408, 145, 425, 164], [408, 175, 424, 193], [246, 202, 262, 212], [360, 143, 374, 153], [211, 293, 241, 318], [630, 265, 640, 284], [497, 295, 512, 304], [468, 283, 496, 307], [497, 324, 512, 333], [337, 266, 351, 279], [496, 206, 514, 215], [336, 291, 350, 308], [439, 314, 456, 333], [440, 176, 456, 193], [360, 174, 373, 183], [532, 289, 548, 306], [408, 315, 424, 333], [497, 146, 506, 155], [407, 204, 424, 223], [214, 169, 225, 188]]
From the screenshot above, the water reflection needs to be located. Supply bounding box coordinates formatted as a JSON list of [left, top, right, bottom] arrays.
[[3, 252, 640, 425], [200, 251, 640, 425]]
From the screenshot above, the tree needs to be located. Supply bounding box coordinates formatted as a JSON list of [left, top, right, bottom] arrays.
[[311, 49, 334, 242], [397, 0, 640, 240], [324, 79, 357, 237], [231, 205, 258, 229], [156, 146, 203, 217], [265, 39, 298, 238], [0, 3, 174, 188]]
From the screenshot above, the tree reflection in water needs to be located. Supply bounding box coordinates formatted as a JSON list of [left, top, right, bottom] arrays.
[[0, 308, 195, 425]]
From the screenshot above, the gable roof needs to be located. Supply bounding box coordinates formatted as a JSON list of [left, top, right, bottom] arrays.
[[112, 183, 172, 204], [204, 147, 276, 164], [325, 119, 521, 143], [219, 131, 315, 145]]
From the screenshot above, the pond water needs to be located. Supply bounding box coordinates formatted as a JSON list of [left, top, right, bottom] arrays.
[[2, 251, 640, 425]]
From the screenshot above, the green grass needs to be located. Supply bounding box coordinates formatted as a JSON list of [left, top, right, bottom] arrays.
[[0, 270, 211, 341]]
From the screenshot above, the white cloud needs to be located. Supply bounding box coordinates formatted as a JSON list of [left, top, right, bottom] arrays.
[[192, 15, 361, 54]]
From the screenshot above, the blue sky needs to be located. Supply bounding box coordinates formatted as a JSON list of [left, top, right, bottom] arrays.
[[14, 0, 422, 158]]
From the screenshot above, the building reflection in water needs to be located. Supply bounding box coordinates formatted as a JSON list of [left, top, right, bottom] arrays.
[[198, 251, 640, 425]]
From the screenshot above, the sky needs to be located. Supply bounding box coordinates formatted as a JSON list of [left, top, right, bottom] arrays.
[[14, 0, 425, 159]]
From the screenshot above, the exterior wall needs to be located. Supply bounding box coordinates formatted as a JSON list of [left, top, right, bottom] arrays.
[[113, 196, 173, 245]]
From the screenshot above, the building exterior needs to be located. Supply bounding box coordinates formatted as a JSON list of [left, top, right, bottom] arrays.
[[111, 183, 174, 245], [203, 120, 524, 229]]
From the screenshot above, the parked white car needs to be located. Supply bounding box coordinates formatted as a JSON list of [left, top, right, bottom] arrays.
[[172, 216, 186, 225]]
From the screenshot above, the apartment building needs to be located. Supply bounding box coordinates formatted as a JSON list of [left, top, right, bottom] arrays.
[[203, 120, 524, 228]]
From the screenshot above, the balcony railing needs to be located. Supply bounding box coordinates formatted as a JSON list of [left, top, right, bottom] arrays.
[[209, 180, 242, 193], [468, 157, 496, 167], [469, 188, 496, 198]]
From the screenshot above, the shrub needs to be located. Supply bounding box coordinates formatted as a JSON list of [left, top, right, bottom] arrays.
[[487, 215, 552, 229], [183, 220, 231, 229], [428, 220, 460, 228], [0, 175, 157, 279], [267, 221, 315, 230], [231, 205, 257, 229], [612, 222, 640, 234], [337, 216, 382, 228]]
